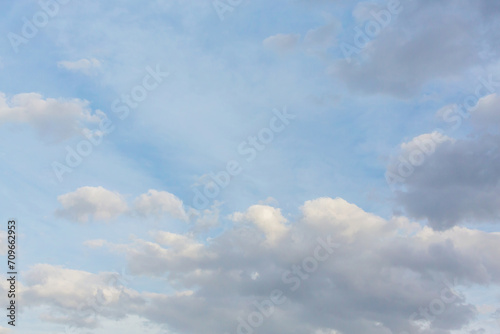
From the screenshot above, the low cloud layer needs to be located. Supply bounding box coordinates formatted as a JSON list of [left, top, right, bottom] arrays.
[[389, 94, 500, 230], [56, 187, 190, 223], [19, 197, 500, 333], [333, 0, 498, 97]]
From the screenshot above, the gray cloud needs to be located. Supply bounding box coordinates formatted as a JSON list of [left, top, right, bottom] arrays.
[[34, 197, 498, 334], [393, 134, 500, 229], [390, 93, 500, 230], [332, 0, 497, 97]]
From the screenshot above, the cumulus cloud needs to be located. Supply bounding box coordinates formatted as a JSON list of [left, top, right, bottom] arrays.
[[188, 201, 221, 234], [392, 134, 500, 230], [20, 264, 144, 328], [56, 186, 129, 223], [263, 34, 300, 53], [389, 93, 500, 229], [154, 231, 205, 260], [470, 93, 500, 131], [231, 204, 289, 245], [386, 131, 455, 185], [56, 187, 195, 223], [134, 189, 188, 221], [332, 0, 498, 97], [49, 197, 499, 334], [0, 92, 104, 143], [300, 197, 388, 240], [58, 58, 101, 75], [399, 133, 455, 155], [114, 231, 214, 277]]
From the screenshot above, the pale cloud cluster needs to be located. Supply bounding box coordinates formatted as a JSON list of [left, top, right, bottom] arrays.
[[135, 189, 189, 221], [2, 1, 500, 333], [261, 1, 500, 98], [55, 186, 129, 223], [230, 205, 289, 245], [389, 93, 500, 230], [470, 93, 500, 131], [330, 1, 499, 98], [17, 197, 500, 333], [19, 264, 143, 328], [56, 186, 190, 223], [0, 92, 104, 143]]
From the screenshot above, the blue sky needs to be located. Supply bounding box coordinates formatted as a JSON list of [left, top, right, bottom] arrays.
[[1, 0, 500, 333]]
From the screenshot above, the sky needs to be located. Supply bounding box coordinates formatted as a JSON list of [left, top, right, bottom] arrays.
[[0, 0, 500, 333]]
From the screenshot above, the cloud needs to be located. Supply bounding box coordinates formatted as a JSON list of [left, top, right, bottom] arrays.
[[116, 231, 215, 277], [386, 131, 455, 181], [389, 94, 500, 229], [154, 231, 205, 259], [57, 197, 499, 334], [331, 0, 497, 97], [56, 186, 129, 223], [188, 201, 221, 234], [300, 197, 388, 239], [470, 93, 500, 131], [56, 187, 194, 223], [21, 264, 144, 328], [231, 204, 289, 245], [398, 133, 455, 155], [263, 34, 300, 53], [0, 92, 104, 143], [134, 189, 188, 221], [392, 134, 500, 230], [58, 58, 101, 75]]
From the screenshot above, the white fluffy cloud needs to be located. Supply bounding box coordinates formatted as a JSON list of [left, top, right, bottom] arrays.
[[56, 186, 129, 223], [470, 93, 500, 131], [393, 134, 500, 229], [52, 197, 498, 334], [20, 264, 143, 328], [134, 189, 188, 221], [56, 187, 195, 223], [231, 204, 289, 245], [388, 93, 500, 229], [0, 92, 104, 142]]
